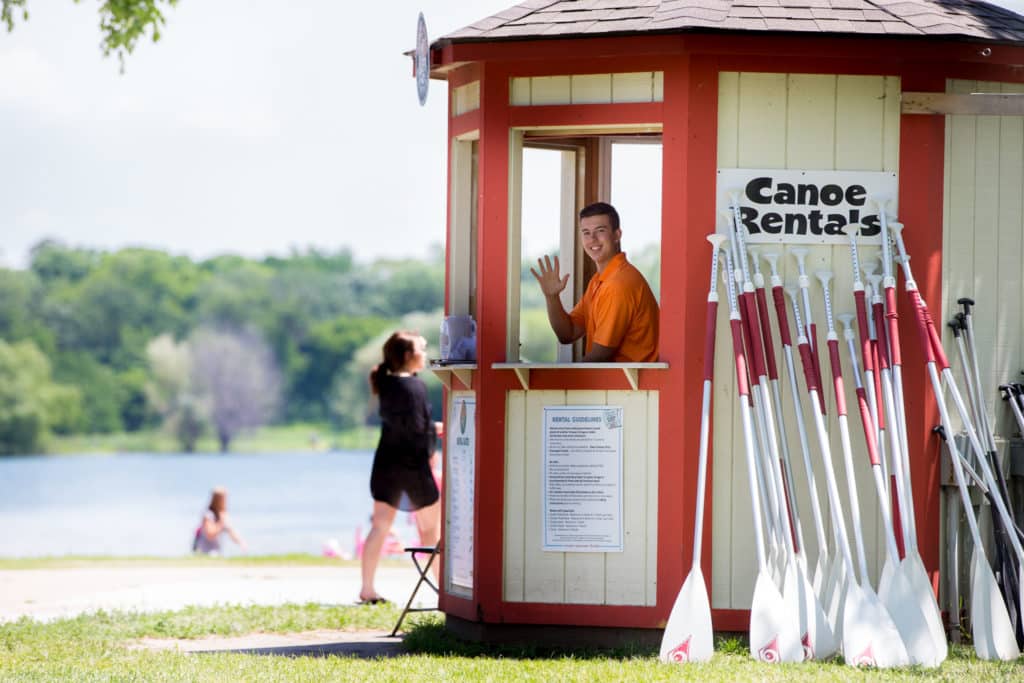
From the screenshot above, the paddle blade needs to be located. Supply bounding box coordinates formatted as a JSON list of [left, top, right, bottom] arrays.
[[970, 552, 1020, 661], [901, 554, 948, 665], [750, 572, 804, 663], [842, 582, 910, 668], [784, 558, 837, 660], [660, 569, 713, 663], [879, 563, 942, 667]]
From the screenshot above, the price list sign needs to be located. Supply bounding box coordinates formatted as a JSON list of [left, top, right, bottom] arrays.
[[542, 406, 624, 553]]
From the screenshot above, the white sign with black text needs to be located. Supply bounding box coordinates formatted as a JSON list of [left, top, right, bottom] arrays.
[[446, 395, 475, 592], [542, 406, 624, 553], [717, 169, 898, 244]]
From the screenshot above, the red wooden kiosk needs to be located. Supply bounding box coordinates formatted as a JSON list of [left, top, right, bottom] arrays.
[[419, 1, 1024, 645]]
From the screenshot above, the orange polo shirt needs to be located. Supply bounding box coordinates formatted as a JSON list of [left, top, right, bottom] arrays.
[[568, 252, 660, 362]]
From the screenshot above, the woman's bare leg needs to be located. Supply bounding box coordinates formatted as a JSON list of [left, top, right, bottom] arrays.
[[360, 501, 397, 601], [414, 500, 441, 582]]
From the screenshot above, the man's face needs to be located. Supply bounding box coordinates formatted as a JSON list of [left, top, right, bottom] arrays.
[[579, 214, 621, 270]]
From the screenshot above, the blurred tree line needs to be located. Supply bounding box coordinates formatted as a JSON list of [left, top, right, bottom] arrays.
[[0, 241, 445, 454]]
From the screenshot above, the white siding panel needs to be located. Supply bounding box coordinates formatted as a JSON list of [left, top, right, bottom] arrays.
[[504, 391, 527, 601], [606, 390, 649, 605], [531, 76, 572, 106], [511, 77, 532, 106], [715, 72, 901, 608], [564, 390, 609, 604], [612, 72, 655, 103], [645, 391, 660, 606], [523, 390, 566, 602], [571, 74, 612, 104], [944, 79, 1024, 442]]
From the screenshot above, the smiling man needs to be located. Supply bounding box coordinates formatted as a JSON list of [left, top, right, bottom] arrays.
[[530, 202, 660, 362]]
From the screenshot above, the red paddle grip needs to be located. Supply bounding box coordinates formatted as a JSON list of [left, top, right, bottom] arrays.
[[743, 292, 768, 380], [730, 319, 750, 397], [873, 301, 891, 371], [810, 324, 826, 415], [703, 301, 718, 381], [910, 291, 936, 364], [755, 288, 779, 380], [884, 288, 902, 366], [923, 305, 951, 370], [855, 387, 880, 466], [828, 339, 848, 417], [772, 287, 792, 346], [798, 342, 819, 394], [854, 291, 874, 373]]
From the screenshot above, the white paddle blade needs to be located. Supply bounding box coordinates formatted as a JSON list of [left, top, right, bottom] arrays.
[[878, 563, 942, 667], [825, 560, 847, 640], [970, 552, 1020, 661], [750, 572, 804, 663], [784, 558, 837, 660], [901, 555, 949, 664], [842, 582, 910, 668], [660, 569, 714, 663]]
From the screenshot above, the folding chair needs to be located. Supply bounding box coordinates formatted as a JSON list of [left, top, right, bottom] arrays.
[[390, 544, 440, 636]]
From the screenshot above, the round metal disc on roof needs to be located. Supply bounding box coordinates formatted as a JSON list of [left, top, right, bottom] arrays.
[[416, 12, 429, 106]]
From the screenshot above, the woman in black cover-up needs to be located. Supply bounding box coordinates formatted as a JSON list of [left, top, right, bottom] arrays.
[[359, 331, 440, 604]]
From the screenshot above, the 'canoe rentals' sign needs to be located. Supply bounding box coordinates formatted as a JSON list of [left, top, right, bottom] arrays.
[[717, 169, 898, 244]]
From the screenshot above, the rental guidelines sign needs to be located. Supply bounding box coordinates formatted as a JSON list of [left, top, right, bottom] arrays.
[[717, 169, 898, 244]]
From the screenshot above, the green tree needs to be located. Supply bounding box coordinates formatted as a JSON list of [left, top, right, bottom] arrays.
[[52, 352, 125, 433], [288, 315, 392, 422], [1, 0, 178, 68], [145, 334, 206, 452], [0, 340, 80, 454]]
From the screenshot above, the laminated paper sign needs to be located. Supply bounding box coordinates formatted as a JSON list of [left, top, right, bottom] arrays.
[[447, 396, 475, 591], [542, 406, 624, 553]]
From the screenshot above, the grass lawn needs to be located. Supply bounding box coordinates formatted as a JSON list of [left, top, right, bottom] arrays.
[[2, 602, 1022, 682]]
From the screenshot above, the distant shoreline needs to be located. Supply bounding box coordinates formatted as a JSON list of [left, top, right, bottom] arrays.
[[39, 423, 379, 456]]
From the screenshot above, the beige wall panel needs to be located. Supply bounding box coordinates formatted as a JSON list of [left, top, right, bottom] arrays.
[[737, 72, 787, 168], [835, 74, 897, 582], [511, 77, 531, 106], [943, 80, 978, 438], [717, 72, 740, 168], [605, 390, 649, 606], [786, 74, 837, 169], [449, 140, 474, 316], [523, 390, 566, 602], [612, 72, 655, 103], [836, 76, 887, 171], [645, 391, 660, 606], [507, 131, 524, 359], [944, 79, 1024, 441], [653, 71, 665, 103], [571, 74, 612, 104], [883, 77, 902, 172], [453, 81, 481, 116], [531, 76, 572, 106], [564, 390, 609, 604], [715, 72, 901, 606], [996, 106, 1024, 435], [710, 271, 737, 608], [504, 391, 528, 602]]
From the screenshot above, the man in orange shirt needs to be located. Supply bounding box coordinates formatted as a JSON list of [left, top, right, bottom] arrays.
[[530, 202, 659, 362]]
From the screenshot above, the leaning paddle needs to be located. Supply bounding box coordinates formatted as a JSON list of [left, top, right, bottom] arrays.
[[889, 221, 1020, 660], [723, 249, 803, 664], [660, 234, 725, 663]]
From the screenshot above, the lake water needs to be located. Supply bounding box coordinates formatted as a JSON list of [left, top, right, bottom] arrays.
[[0, 451, 423, 558]]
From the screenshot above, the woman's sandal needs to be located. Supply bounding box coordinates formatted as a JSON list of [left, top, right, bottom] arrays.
[[357, 596, 391, 606]]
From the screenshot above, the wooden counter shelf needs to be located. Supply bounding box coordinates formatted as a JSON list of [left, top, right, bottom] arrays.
[[428, 361, 476, 390], [491, 362, 669, 391]]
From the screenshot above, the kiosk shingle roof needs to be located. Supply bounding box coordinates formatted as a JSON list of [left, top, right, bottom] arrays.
[[440, 0, 1024, 44]]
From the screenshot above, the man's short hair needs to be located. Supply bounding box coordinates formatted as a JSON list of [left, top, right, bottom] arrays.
[[579, 202, 620, 231]]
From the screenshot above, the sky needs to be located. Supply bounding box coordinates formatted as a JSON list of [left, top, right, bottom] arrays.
[[2, 0, 1024, 269]]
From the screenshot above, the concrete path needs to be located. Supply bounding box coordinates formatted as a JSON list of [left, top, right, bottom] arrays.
[[0, 563, 435, 624]]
